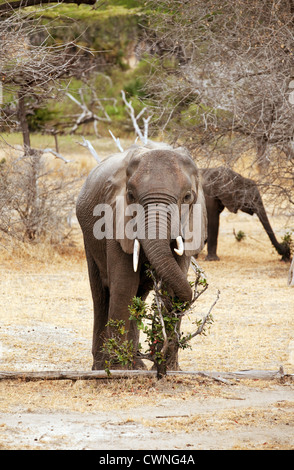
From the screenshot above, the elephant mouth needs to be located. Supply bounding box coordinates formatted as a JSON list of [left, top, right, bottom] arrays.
[[132, 235, 192, 302], [132, 236, 184, 273]]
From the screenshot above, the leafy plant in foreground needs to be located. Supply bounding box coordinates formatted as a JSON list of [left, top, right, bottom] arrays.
[[102, 263, 219, 378]]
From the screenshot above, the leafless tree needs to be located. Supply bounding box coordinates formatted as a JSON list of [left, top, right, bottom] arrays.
[[0, 9, 90, 242], [0, 9, 91, 150], [143, 0, 294, 209], [66, 81, 113, 136], [0, 146, 82, 242]]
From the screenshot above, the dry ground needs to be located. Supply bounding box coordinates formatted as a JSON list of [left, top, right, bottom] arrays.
[[0, 137, 293, 450]]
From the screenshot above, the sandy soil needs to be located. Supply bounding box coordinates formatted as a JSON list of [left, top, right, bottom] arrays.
[[0, 377, 293, 450], [0, 145, 293, 449]]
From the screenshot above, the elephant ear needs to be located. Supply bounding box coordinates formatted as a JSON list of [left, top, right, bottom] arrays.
[[182, 177, 207, 257], [109, 145, 144, 255]]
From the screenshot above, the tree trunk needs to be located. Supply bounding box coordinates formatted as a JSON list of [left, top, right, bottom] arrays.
[[18, 91, 31, 153], [17, 90, 42, 240], [24, 152, 41, 240]]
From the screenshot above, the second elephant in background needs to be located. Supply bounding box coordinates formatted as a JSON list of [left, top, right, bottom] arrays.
[[200, 167, 291, 262]]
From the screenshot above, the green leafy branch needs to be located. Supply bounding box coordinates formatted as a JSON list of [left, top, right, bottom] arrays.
[[102, 262, 220, 378], [281, 230, 294, 255], [102, 319, 135, 376]]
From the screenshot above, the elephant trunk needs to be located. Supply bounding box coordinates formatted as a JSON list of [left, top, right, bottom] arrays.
[[140, 238, 192, 301], [138, 195, 193, 302], [257, 203, 290, 260]]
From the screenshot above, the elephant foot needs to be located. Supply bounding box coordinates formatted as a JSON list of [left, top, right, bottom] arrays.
[[205, 254, 220, 261]]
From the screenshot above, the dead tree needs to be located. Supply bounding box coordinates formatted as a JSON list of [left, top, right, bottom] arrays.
[[144, 0, 294, 211], [0, 11, 86, 153], [0, 10, 89, 242], [66, 86, 112, 136]]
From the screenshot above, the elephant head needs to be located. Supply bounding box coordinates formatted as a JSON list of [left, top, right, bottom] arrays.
[[99, 144, 207, 301]]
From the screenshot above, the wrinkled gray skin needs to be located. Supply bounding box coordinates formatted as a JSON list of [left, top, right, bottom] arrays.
[[200, 167, 291, 262], [76, 143, 207, 370]]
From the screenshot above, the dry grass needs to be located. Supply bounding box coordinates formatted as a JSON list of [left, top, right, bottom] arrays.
[[0, 137, 293, 449], [0, 374, 290, 414], [1, 374, 293, 449], [0, 199, 293, 374], [0, 375, 223, 413]]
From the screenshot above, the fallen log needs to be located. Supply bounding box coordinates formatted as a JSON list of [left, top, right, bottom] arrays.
[[0, 368, 292, 382], [0, 370, 150, 381]]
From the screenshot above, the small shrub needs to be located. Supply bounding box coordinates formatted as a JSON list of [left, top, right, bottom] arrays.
[[102, 264, 219, 379], [281, 230, 293, 255], [233, 229, 246, 242], [0, 150, 80, 244]]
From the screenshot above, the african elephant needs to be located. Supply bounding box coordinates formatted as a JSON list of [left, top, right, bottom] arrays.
[[76, 143, 207, 370], [200, 167, 290, 262]]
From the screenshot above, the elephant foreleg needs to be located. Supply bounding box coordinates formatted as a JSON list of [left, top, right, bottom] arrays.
[[85, 248, 109, 370], [92, 286, 109, 370], [106, 240, 143, 369]]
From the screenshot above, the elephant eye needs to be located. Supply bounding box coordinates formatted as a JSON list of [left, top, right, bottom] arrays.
[[127, 189, 135, 203], [183, 191, 193, 203]]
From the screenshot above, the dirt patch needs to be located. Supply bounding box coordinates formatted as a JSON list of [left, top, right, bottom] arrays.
[[0, 376, 293, 450], [0, 187, 294, 449]]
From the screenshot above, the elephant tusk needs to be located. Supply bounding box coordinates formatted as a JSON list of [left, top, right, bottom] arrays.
[[133, 239, 140, 272], [174, 236, 184, 256]]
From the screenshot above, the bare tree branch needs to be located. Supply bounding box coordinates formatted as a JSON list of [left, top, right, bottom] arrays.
[[143, 0, 294, 209], [42, 148, 71, 163], [0, 10, 94, 152], [121, 90, 151, 145], [76, 137, 101, 163], [108, 130, 124, 153], [189, 290, 220, 340], [66, 88, 111, 136]]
